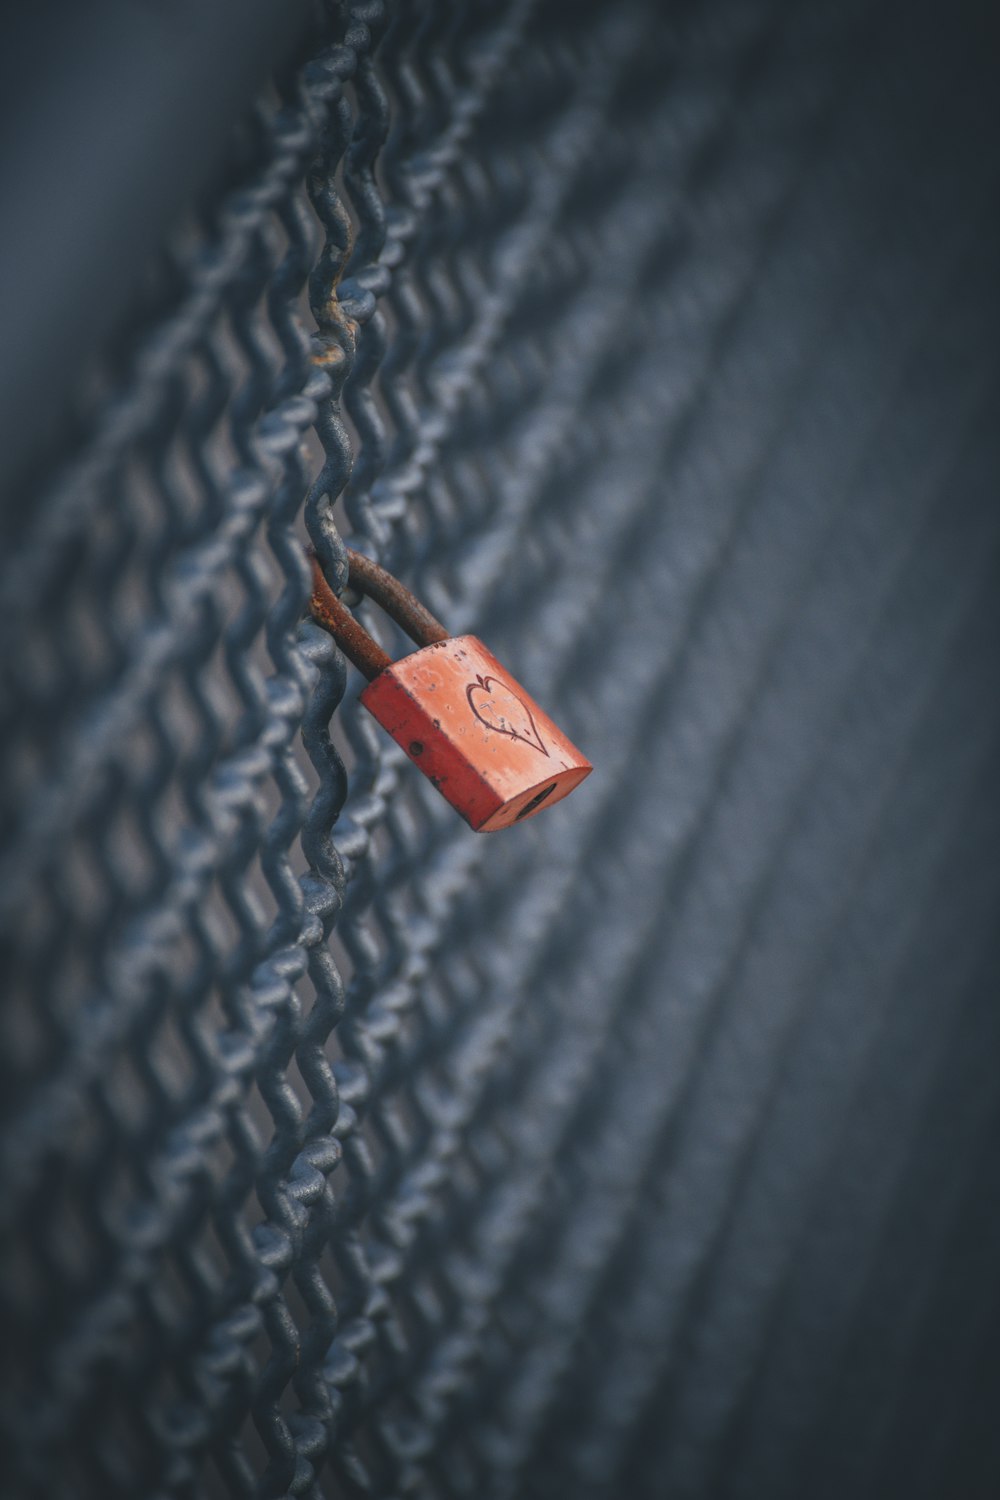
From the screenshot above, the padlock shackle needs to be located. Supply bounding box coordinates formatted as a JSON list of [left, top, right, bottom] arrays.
[[309, 549, 449, 682], [346, 551, 450, 650]]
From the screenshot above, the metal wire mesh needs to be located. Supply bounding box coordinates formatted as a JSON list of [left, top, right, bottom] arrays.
[[2, 0, 1000, 1497]]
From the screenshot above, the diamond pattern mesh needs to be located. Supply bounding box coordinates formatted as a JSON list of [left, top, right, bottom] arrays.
[[2, 1, 1000, 1497]]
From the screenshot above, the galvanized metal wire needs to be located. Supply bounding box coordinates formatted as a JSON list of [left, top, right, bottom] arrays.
[[1, 0, 999, 1497]]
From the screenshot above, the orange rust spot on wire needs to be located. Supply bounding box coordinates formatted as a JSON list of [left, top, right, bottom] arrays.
[[311, 341, 348, 369]]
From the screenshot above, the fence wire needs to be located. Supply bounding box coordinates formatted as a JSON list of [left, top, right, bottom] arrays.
[[2, 1, 1000, 1497]]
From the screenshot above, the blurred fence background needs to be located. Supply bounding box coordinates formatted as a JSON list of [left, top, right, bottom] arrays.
[[1, 1, 999, 1496]]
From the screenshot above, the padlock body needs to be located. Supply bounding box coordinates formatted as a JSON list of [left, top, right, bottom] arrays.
[[360, 636, 591, 831]]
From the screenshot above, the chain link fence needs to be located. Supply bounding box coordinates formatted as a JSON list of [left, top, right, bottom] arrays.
[[2, 1, 999, 1496]]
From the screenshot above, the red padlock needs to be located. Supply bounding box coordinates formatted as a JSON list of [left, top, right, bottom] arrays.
[[310, 550, 592, 831]]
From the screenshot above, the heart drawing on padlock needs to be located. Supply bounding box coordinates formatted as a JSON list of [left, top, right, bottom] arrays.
[[466, 674, 549, 756]]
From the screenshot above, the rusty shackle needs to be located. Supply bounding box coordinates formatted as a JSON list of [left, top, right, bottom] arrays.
[[309, 549, 448, 678]]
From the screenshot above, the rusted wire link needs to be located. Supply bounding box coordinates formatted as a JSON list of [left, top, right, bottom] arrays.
[[309, 549, 449, 680]]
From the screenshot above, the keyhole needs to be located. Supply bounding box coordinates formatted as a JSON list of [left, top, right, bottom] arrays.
[[516, 782, 558, 821]]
